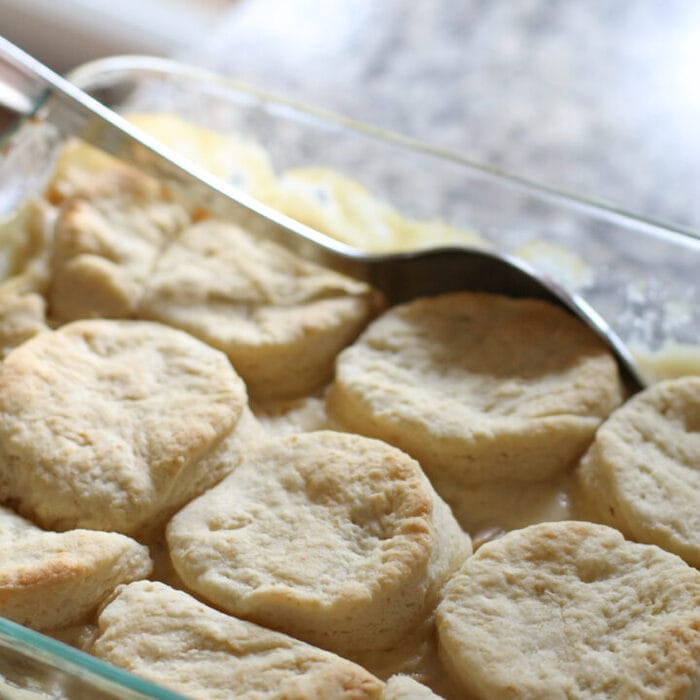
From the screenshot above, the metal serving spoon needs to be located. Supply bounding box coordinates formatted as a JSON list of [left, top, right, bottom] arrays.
[[0, 36, 644, 393]]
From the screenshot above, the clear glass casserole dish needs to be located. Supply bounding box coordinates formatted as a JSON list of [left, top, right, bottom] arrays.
[[0, 55, 699, 697]]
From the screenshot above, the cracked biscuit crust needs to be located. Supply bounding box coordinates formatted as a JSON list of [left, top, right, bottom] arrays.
[[45, 152, 380, 399], [0, 319, 247, 534], [436, 521, 700, 700], [167, 431, 471, 655], [91, 581, 384, 700], [139, 219, 381, 399], [327, 292, 623, 486], [0, 506, 151, 631], [576, 376, 700, 567], [48, 154, 191, 322]]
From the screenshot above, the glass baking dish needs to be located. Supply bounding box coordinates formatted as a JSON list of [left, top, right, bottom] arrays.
[[0, 618, 185, 697], [1, 55, 700, 697]]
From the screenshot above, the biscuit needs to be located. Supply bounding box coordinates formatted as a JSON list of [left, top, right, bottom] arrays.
[[0, 200, 55, 359], [45, 140, 125, 204], [382, 675, 444, 700], [91, 580, 384, 700], [135, 406, 266, 544], [0, 506, 151, 631], [141, 416, 263, 571], [0, 197, 56, 295], [576, 376, 700, 567], [167, 431, 471, 655], [0, 319, 247, 534], [139, 218, 380, 399], [327, 292, 624, 486], [0, 283, 47, 359], [436, 521, 700, 699], [48, 157, 190, 321]]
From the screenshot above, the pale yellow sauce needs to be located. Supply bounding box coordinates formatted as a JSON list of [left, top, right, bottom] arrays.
[[127, 112, 484, 253], [632, 341, 700, 383]]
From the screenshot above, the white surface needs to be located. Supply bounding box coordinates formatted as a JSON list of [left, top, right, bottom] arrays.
[[187, 0, 700, 233]]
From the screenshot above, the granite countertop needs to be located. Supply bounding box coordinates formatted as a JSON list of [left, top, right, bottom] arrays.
[[183, 0, 700, 234]]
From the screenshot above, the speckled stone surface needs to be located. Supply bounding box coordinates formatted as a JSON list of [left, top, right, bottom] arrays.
[[184, 0, 700, 233]]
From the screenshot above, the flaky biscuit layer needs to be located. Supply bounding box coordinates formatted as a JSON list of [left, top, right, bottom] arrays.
[[577, 376, 700, 567], [328, 292, 624, 486], [91, 580, 384, 700], [167, 430, 471, 655], [437, 521, 700, 699], [0, 319, 247, 534]]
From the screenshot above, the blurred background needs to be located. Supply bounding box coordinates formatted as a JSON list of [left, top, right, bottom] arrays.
[[2, 0, 699, 232]]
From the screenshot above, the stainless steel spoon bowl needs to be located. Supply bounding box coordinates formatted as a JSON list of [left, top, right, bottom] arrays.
[[0, 36, 645, 393]]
